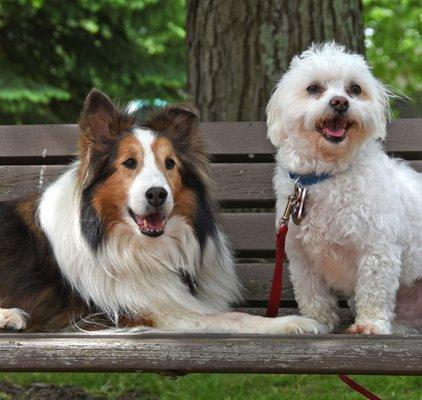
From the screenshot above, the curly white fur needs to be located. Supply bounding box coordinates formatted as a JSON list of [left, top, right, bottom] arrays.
[[267, 42, 422, 334]]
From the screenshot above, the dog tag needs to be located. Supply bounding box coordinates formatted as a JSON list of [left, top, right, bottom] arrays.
[[292, 184, 307, 225]]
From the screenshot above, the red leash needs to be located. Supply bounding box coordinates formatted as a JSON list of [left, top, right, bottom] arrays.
[[338, 375, 382, 400], [266, 191, 382, 400], [266, 222, 288, 317]]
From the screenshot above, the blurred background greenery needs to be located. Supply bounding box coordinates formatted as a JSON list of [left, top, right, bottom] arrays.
[[0, 0, 186, 123], [364, 0, 421, 116], [0, 0, 420, 124]]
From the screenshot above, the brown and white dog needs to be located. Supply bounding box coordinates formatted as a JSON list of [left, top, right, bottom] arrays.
[[0, 89, 326, 334]]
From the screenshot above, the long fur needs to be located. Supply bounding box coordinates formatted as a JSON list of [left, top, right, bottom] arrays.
[[0, 89, 326, 334], [267, 42, 422, 334]]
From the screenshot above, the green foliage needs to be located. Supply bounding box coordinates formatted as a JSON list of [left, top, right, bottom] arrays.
[[0, 0, 186, 123], [0, 1, 419, 123], [363, 0, 421, 101]]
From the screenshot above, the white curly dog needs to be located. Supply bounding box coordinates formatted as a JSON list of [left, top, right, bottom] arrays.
[[267, 42, 422, 335]]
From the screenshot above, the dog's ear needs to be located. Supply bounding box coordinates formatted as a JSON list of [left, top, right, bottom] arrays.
[[266, 86, 286, 147], [372, 80, 392, 140], [144, 105, 208, 176], [79, 89, 118, 144], [167, 106, 199, 130], [77, 89, 131, 189], [148, 105, 199, 136], [143, 104, 203, 152]]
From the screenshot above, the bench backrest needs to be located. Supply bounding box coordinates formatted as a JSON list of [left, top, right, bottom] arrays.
[[0, 118, 421, 310]]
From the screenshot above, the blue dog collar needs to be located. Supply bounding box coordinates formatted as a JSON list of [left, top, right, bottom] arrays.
[[288, 171, 333, 186]]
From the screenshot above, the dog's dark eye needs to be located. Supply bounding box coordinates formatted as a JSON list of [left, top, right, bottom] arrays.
[[122, 158, 137, 169], [307, 85, 321, 95], [350, 84, 361, 96], [165, 159, 175, 170]]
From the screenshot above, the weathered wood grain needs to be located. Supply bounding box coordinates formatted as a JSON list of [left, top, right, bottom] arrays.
[[0, 124, 77, 164], [221, 213, 275, 256], [384, 118, 422, 156], [0, 165, 65, 201], [0, 332, 420, 374], [237, 264, 352, 304], [236, 263, 294, 303], [3, 161, 422, 205], [213, 163, 274, 206], [0, 119, 419, 163], [0, 164, 275, 206]]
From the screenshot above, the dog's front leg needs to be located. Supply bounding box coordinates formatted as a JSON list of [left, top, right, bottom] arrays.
[[347, 247, 401, 334], [287, 244, 339, 332], [152, 309, 328, 334], [0, 308, 28, 331]]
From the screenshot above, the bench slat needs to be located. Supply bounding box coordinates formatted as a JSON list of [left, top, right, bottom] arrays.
[[0, 119, 420, 164], [237, 263, 293, 303], [0, 163, 275, 207], [222, 213, 275, 256], [237, 264, 353, 304], [0, 332, 420, 374], [0, 168, 275, 255], [0, 204, 398, 256], [3, 161, 422, 206]]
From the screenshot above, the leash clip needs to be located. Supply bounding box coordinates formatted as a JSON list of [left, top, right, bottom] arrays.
[[291, 182, 307, 225], [277, 181, 308, 231], [277, 179, 306, 232]]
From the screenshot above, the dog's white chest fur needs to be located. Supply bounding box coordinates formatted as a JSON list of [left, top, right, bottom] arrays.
[[38, 167, 240, 319], [287, 177, 363, 294], [278, 143, 419, 271], [274, 141, 422, 332]]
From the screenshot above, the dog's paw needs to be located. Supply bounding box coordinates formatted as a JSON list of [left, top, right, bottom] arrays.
[[273, 316, 330, 335], [346, 319, 391, 335], [0, 308, 28, 331]]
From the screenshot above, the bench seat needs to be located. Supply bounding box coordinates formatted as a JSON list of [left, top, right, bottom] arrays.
[[0, 119, 421, 374], [1, 332, 421, 374]]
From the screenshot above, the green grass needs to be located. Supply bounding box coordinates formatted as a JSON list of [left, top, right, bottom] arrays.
[[0, 373, 420, 399]]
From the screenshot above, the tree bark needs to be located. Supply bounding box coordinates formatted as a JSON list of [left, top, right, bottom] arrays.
[[187, 0, 364, 121]]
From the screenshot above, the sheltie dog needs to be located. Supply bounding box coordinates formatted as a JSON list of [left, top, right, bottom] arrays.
[[0, 89, 325, 334]]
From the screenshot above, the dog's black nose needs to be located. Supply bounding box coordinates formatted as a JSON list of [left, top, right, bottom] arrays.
[[329, 96, 349, 113], [145, 187, 168, 208]]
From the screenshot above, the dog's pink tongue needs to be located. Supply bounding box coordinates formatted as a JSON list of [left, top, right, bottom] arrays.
[[322, 117, 347, 138], [145, 213, 165, 231], [322, 127, 346, 137], [136, 212, 166, 232]]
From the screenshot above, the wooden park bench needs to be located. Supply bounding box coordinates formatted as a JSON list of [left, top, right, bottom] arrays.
[[0, 119, 421, 375]]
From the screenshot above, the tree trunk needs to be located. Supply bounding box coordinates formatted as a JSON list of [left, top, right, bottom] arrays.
[[187, 0, 364, 121]]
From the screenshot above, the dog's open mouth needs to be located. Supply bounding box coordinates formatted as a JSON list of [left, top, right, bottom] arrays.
[[128, 209, 166, 237], [316, 117, 352, 143]]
